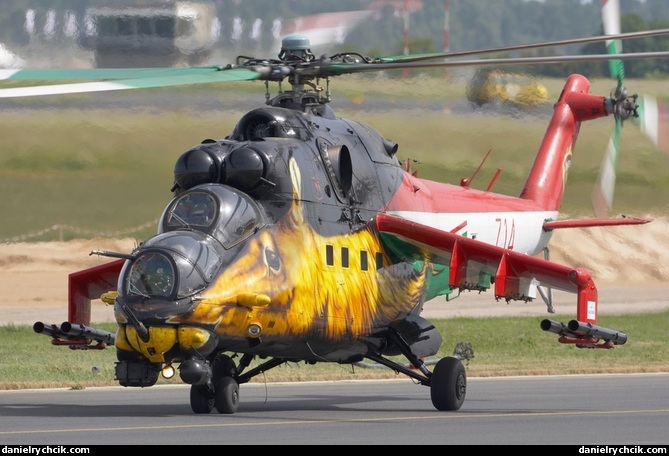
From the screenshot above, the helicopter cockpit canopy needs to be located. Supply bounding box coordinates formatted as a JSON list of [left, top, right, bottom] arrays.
[[159, 183, 267, 249], [120, 183, 268, 303], [123, 231, 221, 300]]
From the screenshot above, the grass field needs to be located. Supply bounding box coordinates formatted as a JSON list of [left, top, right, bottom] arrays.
[[1, 310, 667, 390], [1, 75, 668, 241]]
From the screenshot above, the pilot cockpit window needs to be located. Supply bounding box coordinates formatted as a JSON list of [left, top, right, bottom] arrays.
[[213, 186, 265, 248], [166, 192, 217, 229], [160, 184, 267, 250]]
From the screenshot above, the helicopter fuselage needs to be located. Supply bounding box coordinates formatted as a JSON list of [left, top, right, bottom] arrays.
[[111, 103, 557, 377]]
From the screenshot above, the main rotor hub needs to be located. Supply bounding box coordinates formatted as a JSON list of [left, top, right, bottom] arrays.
[[278, 34, 314, 62]]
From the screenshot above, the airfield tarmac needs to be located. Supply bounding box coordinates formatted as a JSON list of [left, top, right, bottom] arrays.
[[1, 216, 669, 325], [2, 374, 669, 445], [2, 224, 669, 446]]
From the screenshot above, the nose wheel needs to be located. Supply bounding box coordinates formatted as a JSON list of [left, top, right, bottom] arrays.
[[190, 384, 215, 414], [215, 376, 240, 414], [189, 354, 239, 414]]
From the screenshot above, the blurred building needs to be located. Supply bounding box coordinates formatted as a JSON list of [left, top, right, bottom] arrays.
[[79, 1, 218, 68]]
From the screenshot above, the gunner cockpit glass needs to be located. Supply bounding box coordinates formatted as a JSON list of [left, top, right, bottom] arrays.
[[127, 252, 175, 298], [124, 231, 223, 300]]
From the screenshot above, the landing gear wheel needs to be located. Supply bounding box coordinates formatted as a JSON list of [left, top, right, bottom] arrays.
[[190, 384, 214, 414], [212, 353, 236, 380], [215, 376, 240, 414], [430, 356, 466, 411]]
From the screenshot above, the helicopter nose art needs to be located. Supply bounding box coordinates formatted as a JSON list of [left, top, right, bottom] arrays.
[[178, 161, 429, 342], [115, 325, 217, 363]]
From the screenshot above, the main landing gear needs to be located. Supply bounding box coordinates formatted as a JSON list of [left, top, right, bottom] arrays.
[[430, 356, 467, 411], [189, 350, 468, 414], [186, 319, 472, 414], [366, 338, 470, 412]]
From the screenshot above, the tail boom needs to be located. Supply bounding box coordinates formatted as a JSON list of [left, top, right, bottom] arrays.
[[521, 74, 611, 211]]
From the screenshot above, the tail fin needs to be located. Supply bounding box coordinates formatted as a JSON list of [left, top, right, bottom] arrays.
[[520, 74, 611, 211]]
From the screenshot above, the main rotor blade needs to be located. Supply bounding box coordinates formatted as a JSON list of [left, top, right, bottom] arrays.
[[0, 66, 234, 81], [375, 27, 669, 64], [326, 51, 669, 75], [0, 67, 261, 98]]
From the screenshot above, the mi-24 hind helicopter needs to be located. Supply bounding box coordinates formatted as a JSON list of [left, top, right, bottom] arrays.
[[4, 27, 669, 415]]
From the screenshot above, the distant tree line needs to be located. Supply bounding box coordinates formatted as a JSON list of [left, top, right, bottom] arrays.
[[0, 0, 667, 77]]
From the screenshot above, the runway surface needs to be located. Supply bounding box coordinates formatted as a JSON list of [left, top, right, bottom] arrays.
[[1, 373, 668, 445]]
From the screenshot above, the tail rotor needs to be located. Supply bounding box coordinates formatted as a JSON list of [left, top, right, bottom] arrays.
[[591, 0, 626, 218], [636, 92, 669, 157], [591, 0, 668, 217]]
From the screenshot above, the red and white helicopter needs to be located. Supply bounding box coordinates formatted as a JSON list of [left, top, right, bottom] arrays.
[[3, 12, 669, 414]]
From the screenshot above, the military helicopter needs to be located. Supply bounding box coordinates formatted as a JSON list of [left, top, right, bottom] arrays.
[[5, 26, 669, 414]]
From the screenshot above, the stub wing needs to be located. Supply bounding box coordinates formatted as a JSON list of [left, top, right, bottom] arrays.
[[67, 259, 125, 325], [33, 259, 124, 349], [375, 213, 628, 348]]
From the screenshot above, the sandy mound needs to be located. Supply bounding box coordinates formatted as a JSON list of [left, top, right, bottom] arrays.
[[548, 215, 669, 283], [0, 238, 137, 325], [0, 238, 138, 273], [1, 217, 668, 325]]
